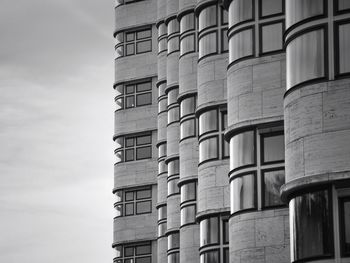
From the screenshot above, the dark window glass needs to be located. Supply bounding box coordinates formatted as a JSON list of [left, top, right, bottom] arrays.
[[230, 173, 256, 213], [136, 135, 151, 146], [180, 97, 196, 117], [222, 8, 228, 24], [136, 201, 151, 214], [199, 32, 217, 58], [126, 43, 135, 55], [200, 217, 219, 246], [168, 252, 179, 263], [199, 137, 218, 163], [262, 133, 284, 163], [181, 182, 196, 203], [222, 29, 228, 52], [290, 189, 333, 261], [168, 232, 180, 250], [199, 110, 218, 135], [230, 130, 255, 170], [125, 149, 134, 161], [125, 203, 134, 215], [228, 0, 253, 28], [126, 32, 134, 42], [261, 0, 283, 17], [168, 178, 179, 195], [199, 5, 217, 31], [137, 29, 151, 40], [286, 0, 324, 29], [261, 22, 283, 54], [263, 169, 285, 207], [168, 107, 180, 124], [137, 82, 152, 92], [180, 34, 195, 56], [223, 220, 229, 243], [229, 28, 253, 63], [181, 205, 196, 225], [286, 29, 325, 90], [136, 40, 152, 53], [200, 250, 219, 263], [136, 146, 152, 160], [125, 191, 134, 201], [126, 96, 135, 108], [224, 248, 229, 263], [180, 119, 196, 139], [136, 189, 151, 199], [339, 197, 350, 256], [124, 246, 134, 257], [136, 257, 151, 263], [338, 23, 350, 75], [338, 0, 350, 11]]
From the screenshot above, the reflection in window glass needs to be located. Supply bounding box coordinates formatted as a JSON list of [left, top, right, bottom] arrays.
[[181, 205, 196, 225], [230, 131, 255, 170], [168, 37, 180, 54], [180, 34, 195, 56], [222, 29, 228, 52], [168, 178, 179, 195], [168, 107, 180, 124], [290, 189, 333, 261], [180, 119, 196, 139], [180, 13, 195, 34], [199, 137, 218, 163], [199, 110, 218, 135], [261, 0, 283, 17], [261, 22, 283, 53], [158, 205, 167, 221], [158, 23, 167, 37], [286, 29, 325, 89], [158, 98, 167, 113], [180, 97, 196, 117], [230, 173, 255, 213], [199, 32, 217, 58], [286, 0, 324, 29], [168, 19, 180, 35], [168, 159, 179, 176], [200, 250, 219, 263], [338, 0, 350, 11], [181, 182, 196, 203], [159, 38, 167, 53], [200, 217, 219, 246], [262, 133, 285, 163], [263, 169, 285, 207], [199, 5, 217, 31], [158, 143, 167, 158], [228, 0, 253, 28], [338, 23, 350, 75], [158, 160, 167, 174], [229, 28, 253, 63], [339, 197, 350, 256]]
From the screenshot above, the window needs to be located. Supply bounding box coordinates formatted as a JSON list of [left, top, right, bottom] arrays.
[[230, 173, 256, 213], [158, 160, 167, 174], [180, 12, 196, 57], [229, 27, 254, 63], [181, 182, 196, 203], [180, 119, 196, 139], [115, 0, 145, 7], [336, 22, 350, 76], [199, 136, 218, 163], [199, 109, 218, 136], [262, 169, 285, 207], [181, 205, 196, 225], [167, 252, 179, 263], [261, 132, 284, 163], [168, 106, 180, 125], [180, 181, 197, 226], [168, 159, 180, 196], [180, 34, 195, 56], [115, 133, 152, 164], [115, 81, 152, 111], [168, 178, 179, 196], [200, 250, 219, 263], [339, 197, 350, 256], [286, 28, 325, 90], [158, 97, 167, 114], [158, 22, 167, 54], [114, 188, 152, 217], [290, 189, 333, 262], [115, 28, 152, 59], [337, 0, 350, 12], [158, 205, 167, 237], [158, 143, 167, 159], [199, 32, 217, 58], [229, 130, 255, 171], [200, 217, 219, 246], [260, 21, 284, 54], [168, 232, 180, 251], [114, 242, 152, 263], [228, 0, 254, 28], [259, 0, 283, 18], [167, 88, 180, 125], [199, 5, 217, 32], [180, 96, 196, 140], [167, 18, 180, 55], [285, 0, 324, 29], [167, 88, 179, 106]]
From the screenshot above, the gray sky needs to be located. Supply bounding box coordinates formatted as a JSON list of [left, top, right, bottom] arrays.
[[0, 0, 115, 262]]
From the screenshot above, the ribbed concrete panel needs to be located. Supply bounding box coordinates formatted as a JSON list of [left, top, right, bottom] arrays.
[[157, 174, 168, 204], [157, 53, 167, 82], [166, 123, 180, 158], [167, 195, 181, 230], [179, 139, 198, 180], [166, 54, 180, 89], [179, 54, 198, 96]]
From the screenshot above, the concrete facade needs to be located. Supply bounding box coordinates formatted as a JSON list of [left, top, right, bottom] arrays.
[[113, 0, 350, 263]]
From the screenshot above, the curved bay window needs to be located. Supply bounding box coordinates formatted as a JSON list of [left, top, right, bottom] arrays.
[[198, 4, 228, 60], [180, 12, 196, 57], [114, 187, 152, 218], [115, 133, 152, 164], [115, 80, 152, 111], [199, 215, 229, 263], [180, 181, 197, 226], [115, 27, 152, 59], [229, 126, 285, 215], [167, 158, 180, 196], [286, 28, 326, 90], [167, 88, 180, 125], [158, 22, 168, 54], [198, 108, 228, 164], [114, 242, 152, 263], [180, 95, 196, 141], [227, 0, 284, 66], [289, 188, 334, 262], [167, 18, 180, 55], [167, 231, 180, 263], [158, 204, 167, 237]]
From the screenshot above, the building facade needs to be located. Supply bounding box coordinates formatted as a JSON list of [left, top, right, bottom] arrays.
[[113, 0, 350, 263]]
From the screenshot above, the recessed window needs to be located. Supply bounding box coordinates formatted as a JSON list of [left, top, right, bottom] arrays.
[[180, 97, 196, 117], [260, 0, 283, 18], [168, 36, 180, 54], [115, 134, 152, 164], [199, 110, 218, 136], [180, 34, 195, 56], [180, 119, 196, 140], [180, 182, 196, 203], [339, 197, 350, 256], [260, 22, 284, 54], [261, 132, 285, 163], [200, 250, 219, 263], [115, 81, 152, 111], [115, 28, 152, 59], [114, 188, 152, 217], [262, 169, 285, 207], [180, 12, 195, 34], [168, 106, 180, 125], [230, 173, 256, 214], [114, 242, 152, 263]]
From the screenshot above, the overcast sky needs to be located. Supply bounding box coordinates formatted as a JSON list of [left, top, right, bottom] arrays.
[[0, 0, 115, 262]]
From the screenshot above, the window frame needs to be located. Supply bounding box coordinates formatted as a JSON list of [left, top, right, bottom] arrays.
[[339, 196, 350, 257], [258, 20, 285, 56], [334, 19, 350, 79], [258, 0, 284, 19], [113, 242, 152, 263]]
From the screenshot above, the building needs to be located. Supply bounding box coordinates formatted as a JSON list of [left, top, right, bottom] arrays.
[[112, 0, 350, 262]]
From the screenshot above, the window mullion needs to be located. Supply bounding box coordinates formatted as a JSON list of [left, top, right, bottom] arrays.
[[256, 130, 262, 210]]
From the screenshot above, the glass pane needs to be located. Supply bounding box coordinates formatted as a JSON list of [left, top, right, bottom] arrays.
[[200, 217, 219, 246], [136, 146, 151, 160], [116, 32, 124, 44], [261, 0, 283, 17], [229, 28, 253, 63], [230, 174, 255, 213], [124, 259, 133, 263], [229, 0, 253, 28], [124, 246, 134, 257], [158, 98, 167, 113], [115, 150, 124, 163], [136, 82, 152, 92], [180, 13, 195, 34], [115, 137, 124, 149], [125, 191, 134, 201], [286, 0, 324, 29], [168, 19, 180, 35], [158, 23, 167, 37], [180, 34, 195, 56], [116, 97, 123, 110], [125, 148, 134, 161], [136, 189, 151, 199], [126, 96, 135, 108], [126, 43, 135, 55], [262, 133, 285, 163], [125, 137, 134, 147], [136, 201, 152, 214], [168, 88, 179, 106], [199, 110, 217, 135], [338, 23, 350, 74], [136, 29, 151, 39], [181, 182, 196, 203], [230, 130, 255, 170], [168, 37, 180, 54], [286, 29, 325, 90], [136, 257, 151, 263], [340, 198, 350, 255], [222, 29, 228, 52], [168, 159, 179, 176], [136, 135, 151, 146], [168, 178, 179, 195], [199, 137, 218, 163], [159, 38, 167, 53], [199, 5, 217, 31], [158, 83, 166, 97], [168, 232, 180, 249], [168, 107, 180, 124], [222, 8, 228, 24], [180, 97, 195, 117], [290, 189, 333, 261], [126, 32, 134, 42], [158, 222, 167, 236], [181, 205, 196, 225], [223, 220, 229, 243], [115, 85, 124, 96], [115, 190, 123, 202], [115, 245, 123, 258], [199, 31, 217, 58], [125, 203, 134, 215], [168, 253, 179, 263], [338, 0, 350, 11], [158, 160, 167, 174], [136, 40, 152, 53], [261, 22, 283, 53], [115, 204, 123, 217], [158, 206, 167, 220], [180, 119, 196, 139], [224, 248, 229, 263], [263, 170, 285, 207], [200, 250, 219, 263], [158, 143, 167, 158], [116, 45, 124, 58], [126, 85, 135, 94]]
